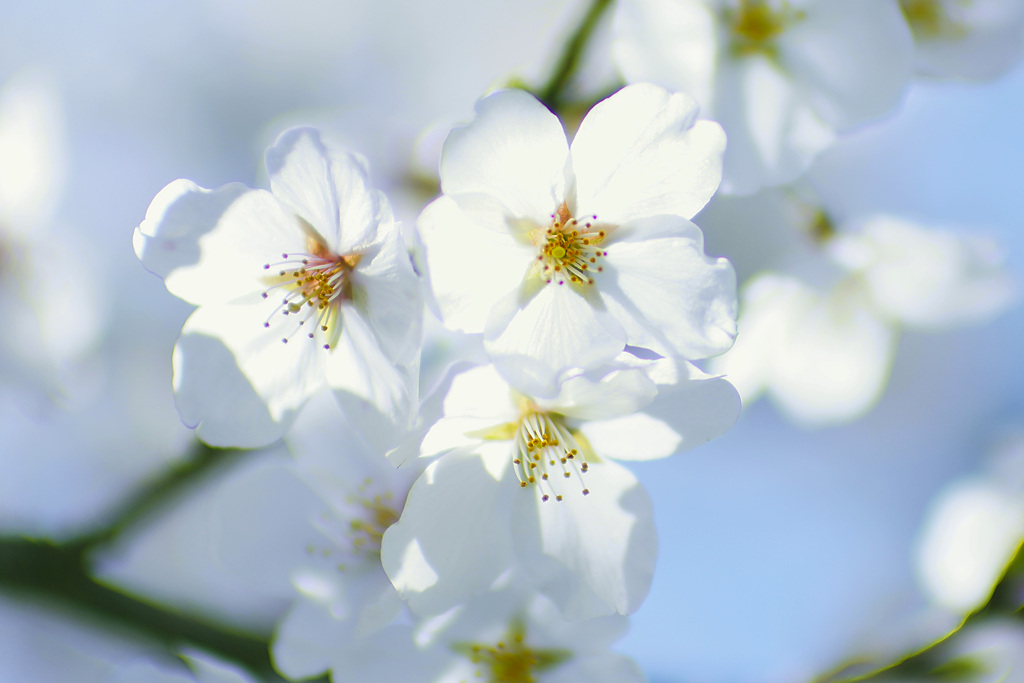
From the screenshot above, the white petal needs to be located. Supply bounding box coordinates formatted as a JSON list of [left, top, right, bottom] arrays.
[[830, 216, 1016, 329], [639, 364, 741, 453], [612, 0, 718, 110], [485, 283, 626, 398], [707, 273, 801, 403], [380, 451, 517, 616], [781, 0, 913, 129], [265, 127, 383, 251], [906, 0, 1024, 80], [543, 367, 657, 422], [0, 69, 65, 231], [515, 459, 657, 619], [602, 215, 737, 360], [767, 281, 898, 426], [441, 89, 568, 227], [173, 303, 325, 447], [349, 223, 424, 364], [326, 305, 419, 454], [571, 83, 725, 223], [916, 482, 1024, 612], [417, 195, 531, 333], [579, 413, 680, 461], [271, 600, 340, 680], [715, 56, 836, 195], [134, 180, 304, 306]]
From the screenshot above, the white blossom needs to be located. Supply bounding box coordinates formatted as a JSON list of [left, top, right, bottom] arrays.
[[419, 83, 735, 397], [614, 0, 914, 194], [382, 361, 738, 620], [134, 127, 423, 449], [899, 0, 1024, 80]]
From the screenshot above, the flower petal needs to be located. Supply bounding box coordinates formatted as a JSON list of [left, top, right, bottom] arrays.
[[440, 89, 568, 228], [326, 304, 419, 454], [173, 303, 325, 447], [134, 180, 303, 306], [485, 283, 626, 397], [417, 195, 530, 333], [601, 215, 737, 360], [781, 0, 913, 129], [571, 83, 725, 223], [515, 458, 657, 619], [380, 451, 517, 617], [265, 127, 384, 252]]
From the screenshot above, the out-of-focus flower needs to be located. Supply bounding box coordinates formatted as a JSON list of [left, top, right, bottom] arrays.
[[383, 360, 738, 620], [915, 434, 1024, 614], [899, 0, 1024, 80], [614, 0, 914, 194], [421, 582, 644, 683], [134, 127, 423, 449], [0, 69, 104, 390], [419, 83, 735, 397], [711, 212, 1014, 425]]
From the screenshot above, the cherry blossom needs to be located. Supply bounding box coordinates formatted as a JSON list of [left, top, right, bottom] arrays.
[[382, 361, 739, 620], [614, 0, 914, 194], [418, 83, 736, 397], [134, 127, 423, 448], [899, 0, 1024, 80]]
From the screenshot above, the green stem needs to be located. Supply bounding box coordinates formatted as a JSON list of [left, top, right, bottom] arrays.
[[0, 537, 305, 682], [818, 540, 1024, 683], [536, 0, 615, 112], [71, 442, 243, 552]]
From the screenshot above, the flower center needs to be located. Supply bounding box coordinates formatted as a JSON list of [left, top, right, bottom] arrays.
[[305, 478, 402, 570], [261, 235, 360, 349], [512, 409, 590, 502], [535, 202, 607, 287], [723, 0, 805, 58], [453, 619, 571, 683], [899, 0, 969, 40]]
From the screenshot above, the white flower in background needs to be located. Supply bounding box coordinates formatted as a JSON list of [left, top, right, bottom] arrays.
[[208, 390, 427, 680], [899, 0, 1024, 80], [613, 0, 914, 194], [134, 127, 423, 449], [419, 83, 736, 397], [915, 434, 1024, 614], [382, 361, 740, 620], [935, 620, 1024, 683], [0, 69, 104, 389], [421, 583, 645, 683], [711, 213, 1014, 425]]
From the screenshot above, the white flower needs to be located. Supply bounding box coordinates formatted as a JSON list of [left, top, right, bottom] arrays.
[[421, 583, 645, 683], [382, 361, 739, 620], [0, 69, 104, 389], [613, 0, 914, 194], [915, 434, 1024, 614], [899, 0, 1024, 80], [134, 127, 423, 449], [419, 83, 736, 397], [711, 214, 1014, 425]]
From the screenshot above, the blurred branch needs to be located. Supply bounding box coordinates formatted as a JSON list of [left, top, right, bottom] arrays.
[[0, 441, 330, 682], [817, 539, 1024, 683], [0, 536, 304, 682], [71, 441, 243, 551], [535, 0, 615, 112]]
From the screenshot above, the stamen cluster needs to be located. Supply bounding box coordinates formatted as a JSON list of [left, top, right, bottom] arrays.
[[512, 410, 590, 502], [536, 204, 607, 287], [261, 243, 359, 349]]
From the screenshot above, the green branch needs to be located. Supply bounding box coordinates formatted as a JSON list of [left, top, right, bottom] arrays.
[[536, 0, 615, 112]]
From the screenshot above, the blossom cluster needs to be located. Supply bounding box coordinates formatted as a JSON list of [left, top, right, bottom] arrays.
[[123, 0, 1023, 681], [135, 83, 742, 679]]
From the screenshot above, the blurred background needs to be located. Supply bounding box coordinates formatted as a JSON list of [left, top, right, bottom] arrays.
[[0, 0, 1022, 681]]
